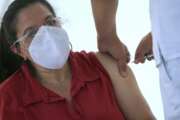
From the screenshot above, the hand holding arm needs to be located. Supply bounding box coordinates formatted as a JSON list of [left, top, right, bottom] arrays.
[[91, 0, 130, 77]]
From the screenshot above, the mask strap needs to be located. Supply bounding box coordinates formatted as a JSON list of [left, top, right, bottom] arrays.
[[68, 41, 73, 51]]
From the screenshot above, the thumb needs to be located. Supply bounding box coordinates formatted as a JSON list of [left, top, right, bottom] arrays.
[[117, 59, 128, 77]]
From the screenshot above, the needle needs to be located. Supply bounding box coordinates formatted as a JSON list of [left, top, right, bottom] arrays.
[[132, 54, 154, 63]]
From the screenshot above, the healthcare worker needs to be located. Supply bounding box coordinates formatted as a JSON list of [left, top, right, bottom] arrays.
[[134, 1, 180, 120]]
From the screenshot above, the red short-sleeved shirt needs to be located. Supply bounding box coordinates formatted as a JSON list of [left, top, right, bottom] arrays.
[[0, 51, 125, 120]]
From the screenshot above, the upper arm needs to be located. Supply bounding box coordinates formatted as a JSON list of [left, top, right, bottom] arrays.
[[95, 52, 155, 120]]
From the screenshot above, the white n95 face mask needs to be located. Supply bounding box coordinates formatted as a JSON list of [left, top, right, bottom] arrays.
[[28, 26, 70, 69]]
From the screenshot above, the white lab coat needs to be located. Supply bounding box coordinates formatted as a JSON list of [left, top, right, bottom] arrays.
[[150, 0, 180, 119], [150, 0, 180, 66]]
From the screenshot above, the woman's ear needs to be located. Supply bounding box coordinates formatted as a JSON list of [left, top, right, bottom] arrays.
[[10, 45, 18, 54], [11, 43, 28, 60], [19, 43, 28, 61]]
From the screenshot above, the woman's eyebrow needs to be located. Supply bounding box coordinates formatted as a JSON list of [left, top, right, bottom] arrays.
[[23, 15, 54, 36]]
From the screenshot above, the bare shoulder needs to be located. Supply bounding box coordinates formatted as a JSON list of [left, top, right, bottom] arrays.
[[95, 52, 135, 82]]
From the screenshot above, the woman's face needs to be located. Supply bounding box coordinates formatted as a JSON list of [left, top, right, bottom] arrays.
[[15, 2, 56, 60]]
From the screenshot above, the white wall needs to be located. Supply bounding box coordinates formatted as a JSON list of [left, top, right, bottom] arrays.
[[0, 0, 11, 19]]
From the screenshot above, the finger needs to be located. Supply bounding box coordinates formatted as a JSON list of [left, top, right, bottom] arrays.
[[122, 45, 131, 63], [137, 57, 146, 64], [117, 57, 129, 77], [127, 55, 131, 63], [126, 48, 131, 63], [134, 53, 145, 64], [117, 58, 128, 77], [134, 49, 142, 62]]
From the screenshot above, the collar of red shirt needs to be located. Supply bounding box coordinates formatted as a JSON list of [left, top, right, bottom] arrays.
[[21, 52, 100, 107]]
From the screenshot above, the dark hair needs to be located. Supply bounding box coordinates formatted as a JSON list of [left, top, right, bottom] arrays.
[[0, 0, 56, 82]]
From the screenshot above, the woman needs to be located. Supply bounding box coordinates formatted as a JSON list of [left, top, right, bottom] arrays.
[[0, 0, 155, 120]]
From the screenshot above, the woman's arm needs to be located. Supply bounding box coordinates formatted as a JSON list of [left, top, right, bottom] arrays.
[[95, 52, 156, 120]]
